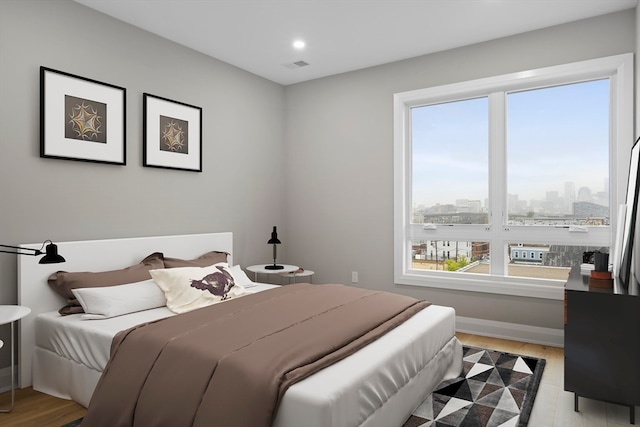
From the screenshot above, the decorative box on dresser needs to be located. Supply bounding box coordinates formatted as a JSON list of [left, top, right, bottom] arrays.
[[564, 265, 640, 424]]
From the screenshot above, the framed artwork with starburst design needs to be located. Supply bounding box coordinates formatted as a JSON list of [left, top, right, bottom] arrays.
[[40, 66, 126, 165], [143, 93, 202, 172]]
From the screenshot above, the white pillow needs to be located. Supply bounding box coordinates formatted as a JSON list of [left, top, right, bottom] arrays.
[[150, 263, 247, 314], [71, 279, 167, 320]]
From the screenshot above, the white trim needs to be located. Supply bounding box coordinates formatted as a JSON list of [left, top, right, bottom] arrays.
[[394, 53, 634, 299], [401, 272, 565, 300], [456, 316, 564, 348], [394, 53, 633, 108]]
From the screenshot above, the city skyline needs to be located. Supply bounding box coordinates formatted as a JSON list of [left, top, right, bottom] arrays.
[[412, 78, 610, 210], [414, 179, 609, 215]]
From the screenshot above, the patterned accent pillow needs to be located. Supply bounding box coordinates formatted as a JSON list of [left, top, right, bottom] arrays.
[[150, 263, 247, 314]]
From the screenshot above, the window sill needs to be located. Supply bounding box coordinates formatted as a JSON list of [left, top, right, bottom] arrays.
[[395, 271, 565, 300]]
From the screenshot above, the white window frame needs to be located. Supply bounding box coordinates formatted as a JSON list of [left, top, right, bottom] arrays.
[[394, 54, 634, 300]]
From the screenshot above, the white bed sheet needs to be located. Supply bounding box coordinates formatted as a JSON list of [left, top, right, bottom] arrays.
[[36, 306, 174, 372], [34, 283, 278, 372], [273, 304, 461, 427], [34, 288, 461, 427]]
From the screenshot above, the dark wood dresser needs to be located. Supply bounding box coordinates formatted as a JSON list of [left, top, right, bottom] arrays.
[[564, 265, 640, 424]]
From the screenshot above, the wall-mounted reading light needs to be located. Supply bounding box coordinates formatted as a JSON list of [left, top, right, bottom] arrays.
[[0, 240, 65, 264]]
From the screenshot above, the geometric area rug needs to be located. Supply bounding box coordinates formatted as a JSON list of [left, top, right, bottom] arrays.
[[402, 346, 546, 427]]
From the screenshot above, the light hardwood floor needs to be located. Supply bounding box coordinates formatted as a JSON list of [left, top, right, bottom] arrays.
[[0, 333, 636, 427], [0, 386, 86, 427]]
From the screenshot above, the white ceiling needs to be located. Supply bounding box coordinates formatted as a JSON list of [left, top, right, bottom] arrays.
[[74, 0, 637, 86]]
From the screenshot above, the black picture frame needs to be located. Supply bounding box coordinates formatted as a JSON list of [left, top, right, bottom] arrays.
[[40, 66, 126, 165], [618, 136, 640, 289], [143, 93, 202, 172]]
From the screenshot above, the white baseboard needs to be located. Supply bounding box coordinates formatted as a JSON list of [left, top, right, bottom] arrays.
[[456, 316, 564, 348], [0, 366, 11, 394]]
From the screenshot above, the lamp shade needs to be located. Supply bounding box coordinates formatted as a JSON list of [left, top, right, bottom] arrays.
[[267, 226, 281, 245], [39, 243, 65, 264]]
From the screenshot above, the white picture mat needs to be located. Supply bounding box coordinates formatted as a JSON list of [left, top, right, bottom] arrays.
[[42, 69, 125, 163], [144, 95, 201, 170]]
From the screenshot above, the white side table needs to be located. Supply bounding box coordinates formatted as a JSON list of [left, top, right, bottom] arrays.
[[246, 264, 299, 282], [279, 269, 315, 284], [0, 305, 31, 413]]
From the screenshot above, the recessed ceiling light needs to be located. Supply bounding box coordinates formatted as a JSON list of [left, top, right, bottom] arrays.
[[293, 40, 305, 49]]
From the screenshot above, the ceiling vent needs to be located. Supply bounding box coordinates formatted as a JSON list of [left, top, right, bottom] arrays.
[[283, 61, 310, 69]]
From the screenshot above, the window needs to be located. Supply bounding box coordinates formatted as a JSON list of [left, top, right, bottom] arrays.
[[507, 81, 611, 226], [394, 54, 634, 299]]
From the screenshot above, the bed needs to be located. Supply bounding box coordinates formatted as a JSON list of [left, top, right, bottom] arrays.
[[18, 232, 462, 427]]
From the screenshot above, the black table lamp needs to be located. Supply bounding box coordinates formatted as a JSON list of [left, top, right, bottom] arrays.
[[0, 240, 65, 264], [265, 226, 283, 270]]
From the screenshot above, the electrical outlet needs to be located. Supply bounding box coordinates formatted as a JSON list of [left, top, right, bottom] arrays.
[[351, 271, 358, 283]]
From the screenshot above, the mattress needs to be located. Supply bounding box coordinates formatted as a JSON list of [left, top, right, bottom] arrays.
[[34, 287, 461, 427]]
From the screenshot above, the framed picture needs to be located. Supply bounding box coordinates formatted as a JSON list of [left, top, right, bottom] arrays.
[[617, 137, 640, 289], [40, 66, 126, 165], [143, 93, 202, 172]]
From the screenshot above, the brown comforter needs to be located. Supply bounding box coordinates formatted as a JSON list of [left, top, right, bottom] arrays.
[[80, 283, 431, 427]]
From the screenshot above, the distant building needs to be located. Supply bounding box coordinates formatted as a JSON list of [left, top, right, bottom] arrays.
[[412, 240, 475, 261], [455, 199, 482, 213], [573, 201, 609, 222], [510, 244, 549, 263], [577, 186, 592, 202], [543, 245, 602, 267], [564, 181, 576, 213], [422, 212, 488, 224]]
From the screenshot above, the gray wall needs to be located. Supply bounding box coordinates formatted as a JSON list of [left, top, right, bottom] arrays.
[[0, 0, 286, 365], [0, 1, 636, 372], [283, 10, 637, 330]]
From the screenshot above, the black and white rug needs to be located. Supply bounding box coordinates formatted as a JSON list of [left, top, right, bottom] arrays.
[[402, 346, 546, 427], [62, 346, 545, 427]]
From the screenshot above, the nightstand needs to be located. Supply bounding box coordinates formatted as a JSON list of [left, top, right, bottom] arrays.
[[0, 305, 31, 412], [246, 264, 299, 282], [279, 269, 315, 284]]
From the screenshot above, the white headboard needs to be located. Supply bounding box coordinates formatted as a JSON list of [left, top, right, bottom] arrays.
[[17, 232, 233, 387]]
